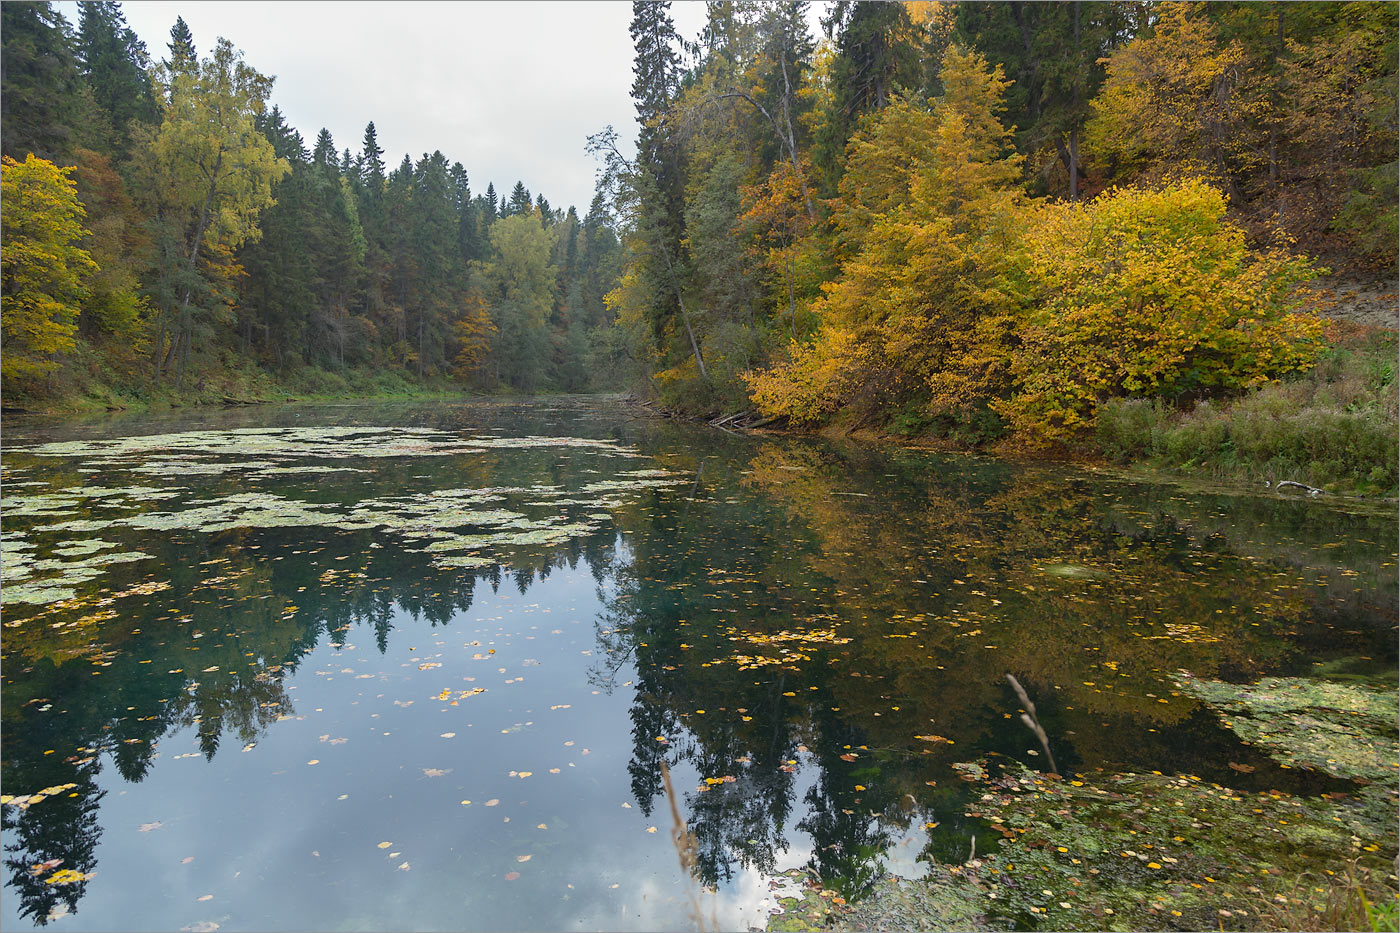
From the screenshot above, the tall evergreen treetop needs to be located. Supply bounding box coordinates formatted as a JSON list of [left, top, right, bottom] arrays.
[[77, 0, 157, 154], [360, 121, 385, 188], [167, 15, 195, 68], [629, 0, 680, 133], [312, 128, 337, 169], [507, 180, 532, 216]]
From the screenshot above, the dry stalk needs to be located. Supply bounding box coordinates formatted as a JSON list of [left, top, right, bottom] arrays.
[[661, 760, 713, 933], [1005, 673, 1059, 776]]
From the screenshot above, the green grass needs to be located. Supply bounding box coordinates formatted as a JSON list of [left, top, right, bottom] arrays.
[[1096, 327, 1398, 497]]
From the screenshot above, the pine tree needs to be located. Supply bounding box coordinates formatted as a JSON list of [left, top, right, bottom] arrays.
[[359, 121, 385, 193], [312, 128, 337, 171]]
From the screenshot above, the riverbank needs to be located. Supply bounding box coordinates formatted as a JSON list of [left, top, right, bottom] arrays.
[[683, 322, 1397, 502], [1, 358, 475, 416]]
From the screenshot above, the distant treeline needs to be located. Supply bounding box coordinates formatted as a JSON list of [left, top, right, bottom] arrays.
[[1, 2, 623, 400]]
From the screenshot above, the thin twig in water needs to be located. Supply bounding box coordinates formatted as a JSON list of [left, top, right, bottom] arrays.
[[661, 761, 712, 933], [1005, 673, 1059, 775]]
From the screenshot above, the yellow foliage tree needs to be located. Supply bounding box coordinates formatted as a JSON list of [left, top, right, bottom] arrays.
[[1, 154, 98, 390], [1086, 3, 1261, 191], [749, 44, 1027, 424], [129, 38, 288, 382], [450, 291, 496, 382], [1002, 180, 1323, 440]]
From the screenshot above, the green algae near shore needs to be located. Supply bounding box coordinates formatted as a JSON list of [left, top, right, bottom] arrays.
[[767, 673, 1399, 933]]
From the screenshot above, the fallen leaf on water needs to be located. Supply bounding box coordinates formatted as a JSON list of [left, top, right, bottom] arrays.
[[485, 799, 499, 807], [440, 732, 456, 739], [548, 768, 560, 774], [537, 823, 547, 830], [197, 894, 213, 902], [516, 855, 531, 862], [307, 760, 320, 766], [854, 784, 866, 791], [620, 802, 631, 808], [396, 862, 411, 871], [840, 753, 858, 762], [646, 827, 657, 834], [505, 871, 520, 881], [139, 822, 162, 832], [517, 771, 532, 778], [422, 768, 450, 778], [181, 857, 194, 864], [44, 869, 94, 885], [1228, 762, 1255, 773], [377, 842, 392, 849]]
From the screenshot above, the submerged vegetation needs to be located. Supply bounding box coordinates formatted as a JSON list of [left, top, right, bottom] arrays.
[[767, 674, 1399, 933]]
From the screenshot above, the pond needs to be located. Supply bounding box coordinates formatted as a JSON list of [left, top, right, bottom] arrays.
[[1, 397, 1395, 931]]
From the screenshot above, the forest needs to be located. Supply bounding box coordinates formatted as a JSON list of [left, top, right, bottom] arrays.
[[2, 1, 624, 403], [2, 1, 1397, 491]]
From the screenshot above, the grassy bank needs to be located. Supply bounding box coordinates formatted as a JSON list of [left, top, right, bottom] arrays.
[[2, 350, 476, 415], [1095, 325, 1398, 498]]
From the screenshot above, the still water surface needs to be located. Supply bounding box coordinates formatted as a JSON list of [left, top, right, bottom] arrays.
[[2, 398, 1394, 930]]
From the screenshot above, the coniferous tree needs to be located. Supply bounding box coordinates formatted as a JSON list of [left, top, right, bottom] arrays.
[[76, 1, 157, 159], [166, 16, 196, 68], [506, 180, 533, 216], [1, 1, 86, 160]]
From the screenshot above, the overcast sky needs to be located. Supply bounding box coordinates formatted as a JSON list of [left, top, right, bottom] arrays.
[[54, 2, 824, 213]]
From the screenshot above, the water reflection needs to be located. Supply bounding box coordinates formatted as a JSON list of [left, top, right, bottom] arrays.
[[1, 400, 1393, 929]]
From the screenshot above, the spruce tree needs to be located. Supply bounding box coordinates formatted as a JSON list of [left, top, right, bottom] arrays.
[[77, 0, 157, 158], [1, 2, 86, 160], [166, 15, 196, 69], [359, 121, 385, 192], [506, 180, 532, 216]]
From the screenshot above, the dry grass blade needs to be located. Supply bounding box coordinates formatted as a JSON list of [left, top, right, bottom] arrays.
[[1006, 672, 1059, 775], [661, 760, 713, 933]]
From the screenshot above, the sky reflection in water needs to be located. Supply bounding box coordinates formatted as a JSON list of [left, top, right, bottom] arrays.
[[2, 399, 1394, 931]]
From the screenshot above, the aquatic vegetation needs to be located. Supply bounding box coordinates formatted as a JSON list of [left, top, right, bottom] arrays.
[[1173, 673, 1400, 783], [17, 426, 648, 465], [958, 759, 1397, 932], [1, 426, 686, 604]]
